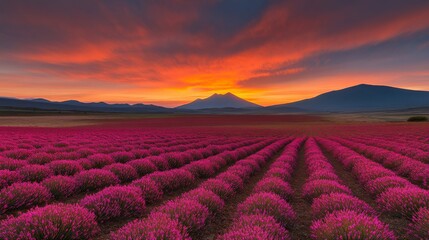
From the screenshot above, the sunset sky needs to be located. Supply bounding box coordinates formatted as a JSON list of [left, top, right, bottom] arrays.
[[1, 0, 429, 107]]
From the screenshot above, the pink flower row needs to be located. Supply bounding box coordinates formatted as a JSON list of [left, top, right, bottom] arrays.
[[0, 140, 269, 213], [0, 139, 277, 239], [110, 139, 289, 239], [332, 137, 429, 188], [319, 137, 429, 239], [219, 138, 304, 239], [352, 136, 429, 164], [304, 138, 395, 239]]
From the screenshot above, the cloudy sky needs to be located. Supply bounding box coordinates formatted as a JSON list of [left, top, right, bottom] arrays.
[[1, 0, 429, 106]]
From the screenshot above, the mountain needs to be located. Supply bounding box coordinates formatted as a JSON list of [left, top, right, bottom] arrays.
[[0, 97, 169, 113], [177, 92, 261, 110], [269, 84, 429, 112]]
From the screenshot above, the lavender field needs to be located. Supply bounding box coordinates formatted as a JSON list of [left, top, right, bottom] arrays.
[[0, 116, 428, 240]]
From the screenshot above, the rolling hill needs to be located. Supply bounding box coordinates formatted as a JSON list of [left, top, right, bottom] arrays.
[[269, 84, 429, 112], [0, 97, 169, 113]]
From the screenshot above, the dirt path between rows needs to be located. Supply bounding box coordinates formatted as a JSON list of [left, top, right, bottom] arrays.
[[95, 141, 273, 239], [289, 146, 313, 240], [194, 148, 286, 240], [319, 142, 410, 240]]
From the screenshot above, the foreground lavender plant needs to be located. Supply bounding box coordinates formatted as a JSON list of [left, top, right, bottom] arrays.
[[0, 204, 99, 239], [311, 210, 396, 240]]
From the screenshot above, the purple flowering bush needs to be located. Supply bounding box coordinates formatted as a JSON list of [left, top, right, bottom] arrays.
[[181, 188, 225, 214], [0, 170, 22, 189], [311, 193, 375, 219], [127, 158, 158, 176], [79, 186, 145, 222], [110, 213, 190, 240], [302, 180, 352, 201], [131, 177, 163, 204], [0, 182, 52, 213], [408, 207, 429, 239], [155, 198, 210, 233], [219, 214, 290, 240], [376, 187, 429, 218], [200, 179, 234, 200], [0, 204, 99, 239], [237, 192, 296, 229], [18, 164, 53, 182], [42, 175, 78, 199], [311, 210, 396, 240], [74, 169, 120, 192], [103, 163, 138, 183], [254, 177, 294, 201], [48, 160, 83, 176], [87, 153, 115, 168]]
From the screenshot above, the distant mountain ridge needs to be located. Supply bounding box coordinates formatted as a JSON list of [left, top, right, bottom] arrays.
[[2, 84, 429, 113], [0, 97, 169, 113], [177, 92, 261, 110], [270, 84, 429, 112]]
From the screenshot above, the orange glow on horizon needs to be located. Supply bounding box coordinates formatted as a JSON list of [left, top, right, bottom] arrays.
[[1, 1, 429, 107]]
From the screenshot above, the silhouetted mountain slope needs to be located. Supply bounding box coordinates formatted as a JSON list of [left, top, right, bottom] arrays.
[[177, 92, 261, 110], [270, 84, 429, 112], [0, 98, 169, 113]]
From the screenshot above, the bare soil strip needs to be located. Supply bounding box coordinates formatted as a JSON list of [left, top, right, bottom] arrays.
[[289, 146, 313, 240], [194, 147, 286, 240]]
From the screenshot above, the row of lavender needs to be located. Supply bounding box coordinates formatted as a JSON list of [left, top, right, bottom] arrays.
[[331, 137, 429, 189], [319, 138, 429, 239], [219, 137, 304, 239], [352, 136, 429, 163], [109, 139, 289, 239], [304, 138, 395, 239], [0, 138, 283, 239], [0, 138, 263, 215], [0, 136, 223, 188]]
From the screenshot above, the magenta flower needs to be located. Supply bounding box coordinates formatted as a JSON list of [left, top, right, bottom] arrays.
[[219, 214, 290, 240], [0, 158, 27, 171], [103, 163, 138, 183], [74, 169, 120, 192], [302, 180, 352, 201], [0, 204, 99, 239], [79, 186, 145, 223], [47, 160, 83, 176], [0, 182, 52, 213], [311, 210, 396, 240], [87, 153, 115, 168], [408, 207, 429, 239], [312, 193, 376, 219], [42, 175, 78, 199], [18, 164, 53, 182], [0, 170, 22, 189], [131, 177, 163, 204], [27, 152, 54, 164], [110, 212, 190, 240], [376, 187, 429, 218], [200, 179, 234, 200], [154, 198, 210, 233], [182, 188, 225, 214], [127, 158, 158, 176], [216, 172, 244, 191], [111, 151, 135, 163], [237, 192, 296, 229], [254, 177, 294, 201], [365, 176, 411, 196]]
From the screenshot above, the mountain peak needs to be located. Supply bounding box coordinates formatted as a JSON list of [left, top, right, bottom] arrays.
[[276, 84, 429, 112], [177, 92, 260, 110]]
